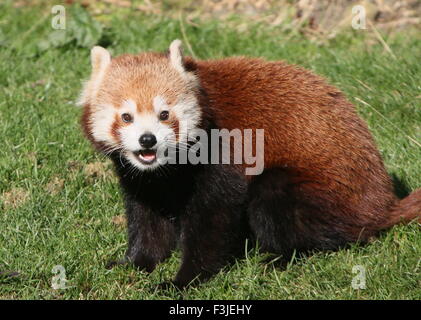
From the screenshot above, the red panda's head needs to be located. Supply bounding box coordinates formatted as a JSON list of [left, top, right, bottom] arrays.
[[79, 40, 201, 171]]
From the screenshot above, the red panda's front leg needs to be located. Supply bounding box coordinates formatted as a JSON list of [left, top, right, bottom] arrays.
[[170, 165, 249, 289], [123, 196, 179, 273]]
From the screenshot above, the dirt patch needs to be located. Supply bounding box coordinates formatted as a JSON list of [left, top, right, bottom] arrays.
[[45, 176, 65, 196], [84, 160, 114, 181], [67, 160, 82, 170], [1, 188, 30, 210], [30, 79, 47, 88], [112, 214, 127, 228], [27, 152, 37, 162]]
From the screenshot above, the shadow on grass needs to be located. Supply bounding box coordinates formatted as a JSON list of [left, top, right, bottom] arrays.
[[391, 173, 411, 199]]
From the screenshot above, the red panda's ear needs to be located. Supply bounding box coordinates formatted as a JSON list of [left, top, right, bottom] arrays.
[[77, 46, 111, 106], [168, 40, 198, 86], [90, 46, 111, 77], [169, 39, 185, 73]]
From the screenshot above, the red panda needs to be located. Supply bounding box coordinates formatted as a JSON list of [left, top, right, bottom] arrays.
[[79, 40, 420, 289]]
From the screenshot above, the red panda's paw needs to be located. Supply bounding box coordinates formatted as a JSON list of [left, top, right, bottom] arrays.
[[105, 258, 128, 270]]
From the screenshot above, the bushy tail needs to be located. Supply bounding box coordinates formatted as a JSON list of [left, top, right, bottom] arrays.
[[382, 188, 421, 229]]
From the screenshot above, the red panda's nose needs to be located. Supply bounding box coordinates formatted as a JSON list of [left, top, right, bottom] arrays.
[[139, 133, 157, 149]]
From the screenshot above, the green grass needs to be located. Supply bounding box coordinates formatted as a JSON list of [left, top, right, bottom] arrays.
[[0, 3, 420, 299]]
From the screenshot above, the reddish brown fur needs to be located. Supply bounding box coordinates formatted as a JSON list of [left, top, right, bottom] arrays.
[[81, 52, 420, 249], [110, 113, 122, 141], [80, 47, 420, 287], [386, 189, 421, 227], [81, 103, 92, 141], [95, 53, 192, 114], [190, 56, 420, 241], [168, 116, 180, 139], [81, 104, 104, 151]]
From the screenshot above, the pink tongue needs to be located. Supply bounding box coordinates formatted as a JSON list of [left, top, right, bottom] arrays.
[[141, 153, 156, 161]]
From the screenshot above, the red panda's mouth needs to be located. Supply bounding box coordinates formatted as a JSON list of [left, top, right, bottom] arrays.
[[135, 149, 157, 164]]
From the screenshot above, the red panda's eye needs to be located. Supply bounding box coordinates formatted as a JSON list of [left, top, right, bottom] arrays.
[[159, 110, 169, 121], [121, 113, 133, 123]]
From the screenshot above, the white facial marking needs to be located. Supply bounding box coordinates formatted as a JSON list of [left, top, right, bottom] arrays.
[[113, 97, 175, 171], [121, 99, 137, 113], [153, 95, 169, 114], [119, 112, 158, 151], [91, 103, 117, 144], [172, 94, 202, 141], [90, 91, 202, 172]]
